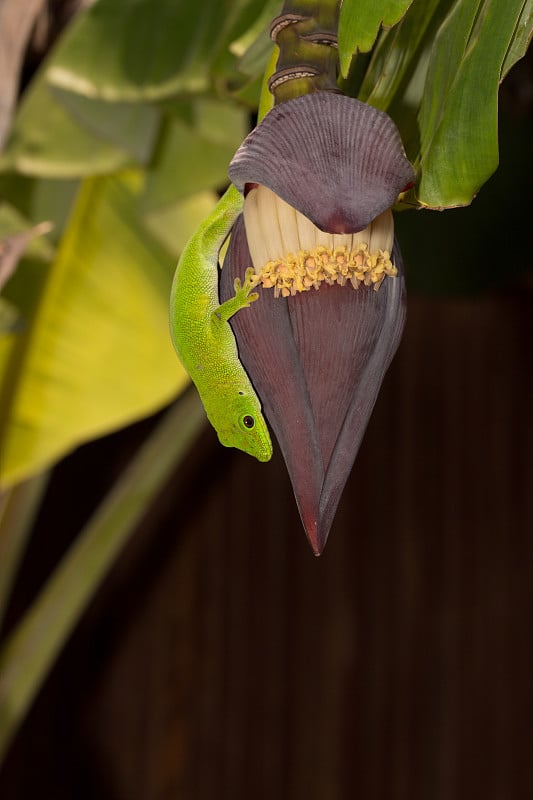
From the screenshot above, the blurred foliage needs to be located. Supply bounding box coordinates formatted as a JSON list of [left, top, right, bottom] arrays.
[[0, 0, 275, 487], [0, 0, 530, 485], [0, 0, 531, 767]]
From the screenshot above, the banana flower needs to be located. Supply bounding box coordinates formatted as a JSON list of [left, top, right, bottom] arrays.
[[221, 92, 414, 554]]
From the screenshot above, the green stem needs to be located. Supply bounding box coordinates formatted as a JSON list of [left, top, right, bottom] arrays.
[[0, 472, 50, 629], [269, 0, 341, 104], [0, 389, 206, 764]]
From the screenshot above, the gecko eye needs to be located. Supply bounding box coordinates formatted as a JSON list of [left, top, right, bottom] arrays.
[[241, 415, 255, 430]]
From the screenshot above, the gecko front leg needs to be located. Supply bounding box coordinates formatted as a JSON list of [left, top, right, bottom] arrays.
[[212, 267, 260, 326]]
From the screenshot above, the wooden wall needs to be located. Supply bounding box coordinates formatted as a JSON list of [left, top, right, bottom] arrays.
[[0, 286, 531, 799]]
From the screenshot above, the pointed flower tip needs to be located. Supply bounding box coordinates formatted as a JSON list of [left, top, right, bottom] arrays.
[[300, 514, 322, 556], [302, 505, 336, 556], [310, 530, 328, 558], [297, 495, 333, 556]]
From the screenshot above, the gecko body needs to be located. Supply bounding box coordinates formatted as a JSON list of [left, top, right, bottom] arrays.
[[169, 185, 272, 462], [169, 49, 278, 462]]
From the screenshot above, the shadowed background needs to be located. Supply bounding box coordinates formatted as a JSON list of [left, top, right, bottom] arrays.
[[0, 280, 531, 799], [0, 3, 532, 798]]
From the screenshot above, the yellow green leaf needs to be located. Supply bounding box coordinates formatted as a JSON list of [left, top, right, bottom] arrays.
[[0, 72, 133, 178], [0, 172, 196, 488], [338, 0, 415, 77], [417, 0, 531, 207]]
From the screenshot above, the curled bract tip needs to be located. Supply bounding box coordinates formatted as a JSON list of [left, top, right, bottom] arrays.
[[229, 91, 415, 235]]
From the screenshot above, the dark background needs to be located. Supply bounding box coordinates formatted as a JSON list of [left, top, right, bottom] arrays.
[[0, 11, 532, 800], [0, 282, 531, 799]]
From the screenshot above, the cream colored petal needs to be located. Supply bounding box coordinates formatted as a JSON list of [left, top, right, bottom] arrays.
[[295, 205, 318, 252], [332, 232, 355, 251], [351, 225, 371, 249], [257, 184, 287, 262], [273, 191, 301, 257], [368, 209, 394, 252], [243, 188, 271, 269]]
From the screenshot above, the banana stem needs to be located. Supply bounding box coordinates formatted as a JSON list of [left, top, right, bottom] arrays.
[[268, 0, 341, 104]]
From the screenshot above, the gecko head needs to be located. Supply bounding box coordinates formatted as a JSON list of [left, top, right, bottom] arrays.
[[208, 386, 273, 463]]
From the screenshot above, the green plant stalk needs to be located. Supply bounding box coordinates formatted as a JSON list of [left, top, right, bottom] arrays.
[[269, 0, 341, 104], [0, 389, 206, 764], [0, 472, 51, 628]]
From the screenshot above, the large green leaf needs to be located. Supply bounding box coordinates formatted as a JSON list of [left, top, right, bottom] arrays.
[[46, 0, 232, 101], [211, 0, 280, 85], [51, 88, 160, 164], [0, 71, 135, 178], [44, 0, 278, 106], [338, 0, 414, 77], [500, 0, 533, 79], [229, 0, 280, 76], [142, 191, 219, 256], [141, 99, 247, 211], [357, 0, 446, 110], [0, 172, 199, 488], [417, 0, 531, 208]]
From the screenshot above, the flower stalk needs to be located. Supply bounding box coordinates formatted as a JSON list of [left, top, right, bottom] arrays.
[[268, 0, 341, 104]]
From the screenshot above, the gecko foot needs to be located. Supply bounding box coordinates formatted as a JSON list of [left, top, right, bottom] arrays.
[[233, 267, 260, 307], [213, 268, 260, 325]]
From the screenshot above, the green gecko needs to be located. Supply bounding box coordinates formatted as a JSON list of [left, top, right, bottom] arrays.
[[169, 50, 278, 462], [169, 185, 272, 462]]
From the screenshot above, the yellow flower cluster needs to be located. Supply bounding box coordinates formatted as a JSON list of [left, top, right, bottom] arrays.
[[254, 244, 397, 298]]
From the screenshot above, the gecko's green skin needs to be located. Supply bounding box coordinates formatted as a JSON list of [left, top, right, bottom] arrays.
[[169, 50, 278, 462], [169, 184, 272, 462]]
